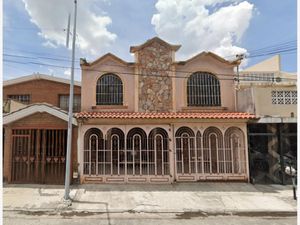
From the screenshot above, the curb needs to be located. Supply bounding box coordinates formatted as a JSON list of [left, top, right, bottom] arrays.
[[3, 208, 297, 217]]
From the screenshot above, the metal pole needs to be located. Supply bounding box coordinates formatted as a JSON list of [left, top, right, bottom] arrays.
[[64, 0, 77, 201]]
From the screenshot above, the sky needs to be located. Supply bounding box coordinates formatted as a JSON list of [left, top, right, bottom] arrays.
[[3, 0, 297, 81]]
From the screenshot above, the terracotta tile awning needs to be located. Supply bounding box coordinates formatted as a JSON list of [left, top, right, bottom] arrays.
[[75, 111, 256, 119]]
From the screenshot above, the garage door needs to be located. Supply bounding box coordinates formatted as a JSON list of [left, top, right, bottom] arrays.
[[11, 129, 67, 184]]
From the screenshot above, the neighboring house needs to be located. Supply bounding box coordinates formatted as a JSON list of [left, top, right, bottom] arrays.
[[76, 37, 255, 184], [237, 55, 297, 184], [3, 73, 81, 112], [3, 74, 81, 184]]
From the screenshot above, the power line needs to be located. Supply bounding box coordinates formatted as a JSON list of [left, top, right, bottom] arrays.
[[3, 59, 235, 80], [4, 59, 297, 81], [4, 38, 297, 69], [223, 41, 296, 59], [248, 41, 296, 55], [5, 38, 297, 61], [3, 47, 73, 60], [246, 47, 297, 58], [3, 53, 73, 63], [4, 47, 297, 80], [4, 26, 66, 31]]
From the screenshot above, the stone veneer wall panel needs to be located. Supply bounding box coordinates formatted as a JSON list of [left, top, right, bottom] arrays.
[[138, 41, 173, 112]]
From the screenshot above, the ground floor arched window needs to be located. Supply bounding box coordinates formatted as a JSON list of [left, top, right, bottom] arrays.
[[175, 127, 195, 174], [203, 127, 224, 173], [83, 128, 103, 175], [107, 128, 125, 175], [224, 127, 246, 174], [148, 128, 169, 176]]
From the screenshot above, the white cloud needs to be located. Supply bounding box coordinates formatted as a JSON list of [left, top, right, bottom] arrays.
[[22, 0, 117, 56], [151, 0, 254, 61], [64, 69, 71, 76], [42, 40, 58, 49]]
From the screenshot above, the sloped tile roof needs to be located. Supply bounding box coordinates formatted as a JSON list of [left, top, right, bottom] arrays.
[[75, 111, 256, 119]]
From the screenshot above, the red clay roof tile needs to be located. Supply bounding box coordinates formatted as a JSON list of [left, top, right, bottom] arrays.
[[75, 111, 256, 119]]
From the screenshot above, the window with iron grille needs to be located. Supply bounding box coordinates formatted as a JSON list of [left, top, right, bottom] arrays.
[[7, 95, 31, 104], [271, 90, 297, 105], [187, 72, 221, 106], [59, 94, 81, 112], [96, 73, 123, 105]]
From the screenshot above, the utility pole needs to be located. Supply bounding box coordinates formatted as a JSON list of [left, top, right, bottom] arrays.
[[64, 0, 77, 201], [234, 54, 244, 111], [235, 54, 245, 85]]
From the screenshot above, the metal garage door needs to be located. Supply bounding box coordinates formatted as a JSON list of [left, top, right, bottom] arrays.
[[11, 129, 67, 184]]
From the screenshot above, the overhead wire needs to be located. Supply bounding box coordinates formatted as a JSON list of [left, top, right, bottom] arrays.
[[3, 47, 297, 81], [3, 37, 297, 82], [4, 58, 297, 82]]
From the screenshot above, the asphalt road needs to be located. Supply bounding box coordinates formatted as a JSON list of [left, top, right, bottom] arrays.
[[3, 211, 297, 225]]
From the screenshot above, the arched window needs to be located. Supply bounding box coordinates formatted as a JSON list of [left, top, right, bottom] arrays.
[[83, 128, 103, 175], [126, 128, 147, 175], [148, 128, 169, 176], [203, 127, 223, 174], [187, 72, 221, 106], [96, 73, 123, 105], [175, 127, 195, 174], [107, 128, 125, 175], [224, 127, 246, 174]]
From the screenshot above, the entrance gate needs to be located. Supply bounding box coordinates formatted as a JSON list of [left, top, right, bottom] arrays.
[[83, 127, 171, 183], [11, 129, 67, 184], [82, 126, 247, 183], [175, 126, 247, 181]]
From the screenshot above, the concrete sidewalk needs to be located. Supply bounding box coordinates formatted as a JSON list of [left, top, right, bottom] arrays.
[[3, 183, 297, 215]]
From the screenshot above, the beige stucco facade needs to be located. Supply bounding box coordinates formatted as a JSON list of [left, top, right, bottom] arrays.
[[81, 54, 135, 112], [238, 55, 297, 121], [174, 53, 236, 112], [81, 38, 238, 113], [77, 37, 252, 184]]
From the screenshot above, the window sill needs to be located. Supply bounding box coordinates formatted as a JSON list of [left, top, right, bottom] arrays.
[[181, 106, 227, 112], [92, 105, 128, 110]]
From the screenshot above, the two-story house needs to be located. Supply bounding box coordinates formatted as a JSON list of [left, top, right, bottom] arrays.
[[237, 55, 297, 184], [3, 74, 81, 184], [76, 37, 255, 184]]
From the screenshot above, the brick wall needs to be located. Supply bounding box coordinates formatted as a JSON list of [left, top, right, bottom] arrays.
[[3, 79, 81, 108]]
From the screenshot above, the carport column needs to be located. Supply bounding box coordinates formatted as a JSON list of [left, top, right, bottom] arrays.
[[3, 125, 12, 183], [169, 124, 176, 183]]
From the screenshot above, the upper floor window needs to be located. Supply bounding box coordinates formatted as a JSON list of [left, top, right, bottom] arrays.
[[7, 94, 31, 104], [96, 73, 123, 105], [187, 72, 221, 107], [59, 94, 81, 112], [271, 90, 297, 105]]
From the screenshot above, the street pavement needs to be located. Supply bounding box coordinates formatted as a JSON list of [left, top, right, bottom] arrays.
[[3, 211, 297, 225], [3, 183, 297, 215]]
